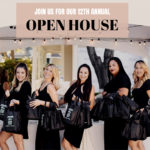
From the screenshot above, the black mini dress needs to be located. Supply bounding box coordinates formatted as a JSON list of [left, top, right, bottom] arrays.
[[132, 79, 150, 109], [64, 84, 87, 148], [4, 81, 31, 139], [104, 73, 131, 150], [35, 85, 60, 150]]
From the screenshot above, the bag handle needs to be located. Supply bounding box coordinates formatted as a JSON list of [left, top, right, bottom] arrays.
[[9, 104, 17, 111]]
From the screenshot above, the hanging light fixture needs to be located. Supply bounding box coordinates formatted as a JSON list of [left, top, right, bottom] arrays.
[[115, 39, 117, 46]]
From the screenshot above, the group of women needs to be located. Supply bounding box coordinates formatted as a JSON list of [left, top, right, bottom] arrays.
[[0, 56, 149, 150]]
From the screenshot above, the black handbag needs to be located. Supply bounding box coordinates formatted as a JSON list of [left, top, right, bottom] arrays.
[[3, 105, 21, 132], [64, 97, 92, 129], [0, 96, 8, 120], [26, 92, 41, 120], [91, 98, 105, 120], [102, 96, 114, 120], [108, 93, 130, 119], [116, 95, 130, 120], [78, 101, 92, 129], [64, 97, 81, 126], [122, 96, 139, 113], [40, 103, 64, 131], [122, 111, 147, 140], [143, 105, 150, 137]]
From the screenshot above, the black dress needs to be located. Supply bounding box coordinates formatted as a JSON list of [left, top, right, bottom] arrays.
[[64, 84, 86, 148], [104, 73, 131, 150], [0, 84, 5, 98], [132, 79, 150, 109], [4, 81, 31, 139], [35, 85, 60, 150]]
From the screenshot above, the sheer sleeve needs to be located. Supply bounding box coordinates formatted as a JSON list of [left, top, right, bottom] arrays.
[[19, 81, 31, 110]]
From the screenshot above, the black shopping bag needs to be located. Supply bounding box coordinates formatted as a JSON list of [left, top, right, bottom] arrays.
[[64, 97, 81, 127], [78, 101, 92, 129], [91, 98, 105, 121], [40, 106, 64, 131], [122, 96, 139, 114], [122, 111, 147, 140], [3, 106, 21, 132], [118, 96, 130, 120], [26, 92, 41, 120], [102, 96, 114, 119], [144, 105, 150, 137], [0, 96, 8, 120]]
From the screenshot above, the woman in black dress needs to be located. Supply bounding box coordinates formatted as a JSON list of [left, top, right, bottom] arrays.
[[103, 57, 131, 150], [0, 69, 10, 98], [128, 60, 150, 150], [60, 64, 95, 150], [0, 63, 31, 150], [29, 64, 60, 150]]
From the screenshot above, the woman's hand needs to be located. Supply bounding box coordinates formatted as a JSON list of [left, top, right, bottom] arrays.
[[35, 90, 39, 96], [102, 91, 107, 96], [29, 99, 42, 109], [9, 99, 20, 107], [140, 108, 144, 112], [72, 95, 76, 101], [136, 108, 144, 112], [5, 90, 10, 97], [72, 95, 81, 102]]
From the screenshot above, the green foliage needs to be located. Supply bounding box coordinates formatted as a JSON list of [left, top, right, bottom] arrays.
[[0, 58, 32, 82]]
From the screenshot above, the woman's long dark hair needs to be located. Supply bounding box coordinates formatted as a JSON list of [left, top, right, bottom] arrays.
[[0, 69, 9, 85], [65, 64, 92, 102], [108, 57, 128, 80]]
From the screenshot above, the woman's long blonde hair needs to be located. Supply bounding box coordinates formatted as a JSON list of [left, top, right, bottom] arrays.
[[45, 64, 59, 90], [133, 60, 150, 88], [12, 63, 29, 91]]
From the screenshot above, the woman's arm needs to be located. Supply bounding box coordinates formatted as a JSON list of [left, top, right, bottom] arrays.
[[46, 83, 59, 107], [118, 88, 129, 96], [30, 84, 59, 109], [3, 82, 10, 91], [89, 86, 95, 110], [146, 90, 150, 98], [10, 82, 31, 107], [59, 97, 66, 105]]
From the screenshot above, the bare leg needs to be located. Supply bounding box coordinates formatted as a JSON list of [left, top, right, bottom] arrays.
[[12, 134, 24, 150], [137, 140, 145, 150], [72, 145, 78, 150], [62, 138, 73, 150], [0, 131, 12, 150], [129, 140, 140, 150]]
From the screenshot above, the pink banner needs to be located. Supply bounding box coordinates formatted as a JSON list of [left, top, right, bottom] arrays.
[[16, 3, 128, 38]]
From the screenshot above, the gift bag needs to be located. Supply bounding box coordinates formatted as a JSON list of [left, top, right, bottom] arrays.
[[144, 105, 150, 137], [0, 96, 8, 120], [119, 96, 130, 120], [26, 92, 41, 120], [122, 111, 147, 140], [122, 96, 139, 114], [102, 96, 114, 119], [3, 106, 21, 132], [64, 97, 81, 126], [91, 98, 105, 120], [41, 109, 64, 131], [78, 101, 92, 129]]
